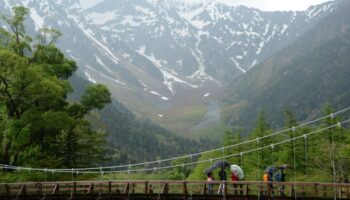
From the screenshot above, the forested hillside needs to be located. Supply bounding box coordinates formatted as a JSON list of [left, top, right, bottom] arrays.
[[70, 75, 215, 165], [223, 0, 350, 131], [187, 107, 350, 183]]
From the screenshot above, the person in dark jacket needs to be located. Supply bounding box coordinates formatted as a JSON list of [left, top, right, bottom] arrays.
[[218, 167, 227, 194]]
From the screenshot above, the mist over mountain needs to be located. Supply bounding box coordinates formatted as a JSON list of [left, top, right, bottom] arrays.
[[0, 0, 343, 136]]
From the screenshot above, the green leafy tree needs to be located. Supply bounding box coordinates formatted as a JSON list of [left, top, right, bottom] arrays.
[[0, 6, 111, 168]]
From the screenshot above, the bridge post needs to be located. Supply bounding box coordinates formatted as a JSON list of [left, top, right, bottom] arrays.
[[224, 182, 227, 197], [289, 185, 294, 197], [162, 183, 169, 194], [267, 182, 271, 200], [183, 181, 188, 195], [87, 183, 94, 194], [347, 184, 350, 199], [145, 181, 148, 194], [244, 183, 248, 196], [201, 183, 207, 195], [108, 181, 112, 198], [301, 185, 305, 198], [131, 183, 135, 194], [313, 183, 318, 198], [124, 183, 129, 194], [115, 184, 120, 194], [36, 183, 43, 198], [5, 184, 10, 199], [52, 183, 59, 196], [71, 181, 77, 199], [162, 183, 169, 200], [149, 184, 153, 194], [323, 185, 327, 198], [18, 184, 27, 199]]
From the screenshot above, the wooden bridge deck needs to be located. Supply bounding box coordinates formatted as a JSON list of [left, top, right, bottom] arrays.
[[0, 180, 349, 200]]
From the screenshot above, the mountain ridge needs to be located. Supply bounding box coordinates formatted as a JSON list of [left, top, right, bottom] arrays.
[[223, 0, 350, 130], [0, 0, 339, 135]]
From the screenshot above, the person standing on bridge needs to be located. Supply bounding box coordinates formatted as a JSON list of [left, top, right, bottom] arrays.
[[275, 166, 286, 196], [263, 171, 274, 197], [218, 166, 227, 195], [207, 172, 214, 195]]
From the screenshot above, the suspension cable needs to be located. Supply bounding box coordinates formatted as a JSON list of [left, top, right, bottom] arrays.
[[6, 106, 349, 173], [1, 118, 350, 175]]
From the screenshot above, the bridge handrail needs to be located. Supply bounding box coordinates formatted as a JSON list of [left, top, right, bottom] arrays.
[[1, 180, 349, 198]]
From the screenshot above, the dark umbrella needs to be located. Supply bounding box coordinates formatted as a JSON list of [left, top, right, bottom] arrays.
[[204, 160, 230, 174], [265, 166, 276, 174]]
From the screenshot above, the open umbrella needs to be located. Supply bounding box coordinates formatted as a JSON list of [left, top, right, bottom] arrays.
[[265, 166, 276, 174], [230, 164, 244, 180], [204, 160, 230, 174]]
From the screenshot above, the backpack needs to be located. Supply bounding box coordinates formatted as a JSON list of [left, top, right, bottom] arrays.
[[274, 171, 282, 182], [263, 173, 269, 182]]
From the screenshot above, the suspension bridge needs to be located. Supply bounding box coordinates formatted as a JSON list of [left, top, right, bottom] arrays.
[[1, 180, 350, 199], [1, 107, 350, 199]]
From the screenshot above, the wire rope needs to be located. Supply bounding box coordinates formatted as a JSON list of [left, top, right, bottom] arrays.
[[4, 107, 348, 173], [1, 118, 349, 175]]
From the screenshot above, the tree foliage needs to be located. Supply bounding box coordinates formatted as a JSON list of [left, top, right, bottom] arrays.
[[187, 107, 350, 183], [0, 6, 111, 168]]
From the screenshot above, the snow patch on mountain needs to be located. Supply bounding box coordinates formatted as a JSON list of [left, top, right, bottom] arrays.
[[231, 57, 246, 74], [94, 55, 113, 74], [85, 71, 96, 84], [29, 8, 44, 30], [87, 11, 117, 25], [99, 72, 125, 86], [79, 0, 104, 10], [77, 24, 119, 65], [137, 46, 198, 94]]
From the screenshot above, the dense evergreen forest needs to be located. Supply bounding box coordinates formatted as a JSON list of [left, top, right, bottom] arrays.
[[186, 108, 350, 183], [99, 107, 350, 183]]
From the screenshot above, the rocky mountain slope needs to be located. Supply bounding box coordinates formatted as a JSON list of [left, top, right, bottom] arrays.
[[223, 0, 350, 131], [0, 0, 339, 135]]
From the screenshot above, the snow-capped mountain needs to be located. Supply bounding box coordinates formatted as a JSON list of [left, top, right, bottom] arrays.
[[0, 0, 338, 127]]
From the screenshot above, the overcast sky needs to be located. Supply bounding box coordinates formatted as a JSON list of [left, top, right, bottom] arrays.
[[79, 0, 333, 11], [220, 0, 333, 11]]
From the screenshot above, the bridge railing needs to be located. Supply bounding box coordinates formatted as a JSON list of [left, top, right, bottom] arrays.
[[0, 180, 349, 199]]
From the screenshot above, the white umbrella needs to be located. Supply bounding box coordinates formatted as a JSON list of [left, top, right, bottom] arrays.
[[230, 164, 244, 180]]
